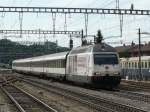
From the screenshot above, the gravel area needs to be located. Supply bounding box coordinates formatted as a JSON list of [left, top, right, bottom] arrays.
[[28, 77, 150, 111], [0, 73, 19, 112], [15, 81, 98, 112], [54, 82, 150, 111], [134, 91, 150, 96], [4, 73, 150, 112]]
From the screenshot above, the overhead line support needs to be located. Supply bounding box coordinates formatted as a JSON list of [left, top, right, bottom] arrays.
[[0, 7, 150, 15], [0, 30, 82, 35]]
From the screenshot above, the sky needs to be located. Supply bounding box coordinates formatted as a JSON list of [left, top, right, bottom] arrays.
[[0, 0, 150, 47]]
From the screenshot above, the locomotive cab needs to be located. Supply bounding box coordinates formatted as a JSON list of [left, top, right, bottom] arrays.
[[91, 44, 121, 87]]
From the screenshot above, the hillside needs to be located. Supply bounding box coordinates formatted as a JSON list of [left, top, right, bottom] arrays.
[[0, 39, 69, 65]]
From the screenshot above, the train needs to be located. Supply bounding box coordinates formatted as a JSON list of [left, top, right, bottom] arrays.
[[120, 56, 150, 80], [12, 43, 121, 88]]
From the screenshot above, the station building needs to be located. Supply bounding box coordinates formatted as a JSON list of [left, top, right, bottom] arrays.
[[115, 42, 150, 57]]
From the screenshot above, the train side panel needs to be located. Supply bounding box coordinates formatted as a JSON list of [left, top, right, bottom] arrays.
[[66, 53, 93, 83]]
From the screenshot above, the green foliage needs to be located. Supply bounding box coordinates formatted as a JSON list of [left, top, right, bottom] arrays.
[[0, 39, 69, 65]]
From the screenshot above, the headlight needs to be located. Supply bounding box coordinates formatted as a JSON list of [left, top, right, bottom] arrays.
[[114, 72, 120, 75]]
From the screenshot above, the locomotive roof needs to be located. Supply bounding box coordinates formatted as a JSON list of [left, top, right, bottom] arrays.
[[13, 51, 68, 63], [13, 44, 116, 63], [70, 43, 116, 54]]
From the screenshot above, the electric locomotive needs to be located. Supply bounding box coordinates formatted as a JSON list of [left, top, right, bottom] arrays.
[[12, 43, 121, 88]]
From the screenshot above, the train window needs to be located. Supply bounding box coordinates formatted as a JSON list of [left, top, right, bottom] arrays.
[[120, 63, 122, 68], [57, 60, 59, 68], [56, 60, 58, 68], [50, 61, 51, 67], [59, 60, 61, 68], [53, 60, 54, 67], [145, 62, 148, 68], [135, 62, 137, 68], [58, 60, 59, 68], [124, 62, 126, 68], [56, 60, 57, 67], [149, 62, 150, 68], [58, 60, 60, 68], [51, 60, 53, 67], [133, 62, 135, 68], [44, 61, 47, 67], [132, 62, 134, 68], [122, 62, 124, 68], [52, 60, 54, 68], [63, 60, 65, 68], [61, 60, 63, 68], [54, 60, 56, 67], [50, 61, 52, 67], [128, 62, 130, 68], [141, 62, 144, 68], [120, 62, 122, 68], [55, 60, 57, 68], [125, 62, 127, 68], [94, 54, 118, 65], [54, 60, 56, 68]]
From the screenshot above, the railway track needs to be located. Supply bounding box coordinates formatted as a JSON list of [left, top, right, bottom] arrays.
[[17, 76, 148, 112], [1, 84, 58, 112], [120, 80, 150, 91], [101, 89, 150, 104]]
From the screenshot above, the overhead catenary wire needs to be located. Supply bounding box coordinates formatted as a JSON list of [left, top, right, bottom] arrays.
[[26, 0, 33, 6], [1, 0, 150, 47], [57, 0, 115, 31]]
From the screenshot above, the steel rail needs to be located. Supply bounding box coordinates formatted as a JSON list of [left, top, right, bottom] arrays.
[[100, 89, 150, 104], [19, 78, 115, 112], [1, 84, 58, 112], [19, 77, 147, 112]]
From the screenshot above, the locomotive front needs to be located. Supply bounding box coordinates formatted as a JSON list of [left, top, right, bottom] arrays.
[[91, 44, 121, 88]]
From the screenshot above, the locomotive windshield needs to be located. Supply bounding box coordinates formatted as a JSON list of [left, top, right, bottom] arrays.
[[94, 54, 118, 65]]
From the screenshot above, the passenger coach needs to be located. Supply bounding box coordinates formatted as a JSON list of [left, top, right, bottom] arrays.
[[120, 56, 150, 80]]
